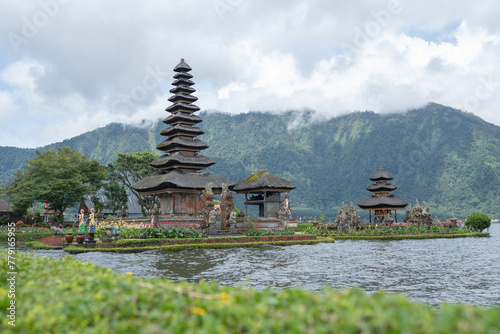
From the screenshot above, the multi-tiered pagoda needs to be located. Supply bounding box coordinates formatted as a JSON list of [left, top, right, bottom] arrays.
[[358, 166, 408, 223], [132, 59, 233, 220]]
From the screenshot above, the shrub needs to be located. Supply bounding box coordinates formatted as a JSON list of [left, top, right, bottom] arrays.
[[465, 212, 491, 231], [2, 249, 500, 333]]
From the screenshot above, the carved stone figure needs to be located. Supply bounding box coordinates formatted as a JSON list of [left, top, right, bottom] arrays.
[[50, 226, 65, 236], [119, 206, 129, 219], [421, 201, 433, 226], [336, 203, 348, 232], [403, 204, 413, 223], [348, 202, 361, 231], [277, 193, 292, 227], [220, 183, 234, 229], [208, 209, 218, 234], [413, 200, 423, 225], [150, 203, 160, 227], [229, 210, 237, 234], [335, 202, 347, 231], [200, 184, 215, 229], [105, 225, 121, 238]]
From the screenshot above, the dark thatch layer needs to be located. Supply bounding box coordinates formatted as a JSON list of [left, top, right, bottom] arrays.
[[173, 59, 192, 72], [166, 102, 200, 113], [169, 86, 196, 95], [132, 170, 234, 193], [156, 138, 208, 151], [173, 72, 193, 80], [163, 113, 202, 125], [358, 195, 408, 209], [160, 125, 204, 137], [0, 199, 12, 212], [168, 93, 198, 104], [231, 170, 296, 192], [366, 183, 398, 192], [172, 78, 195, 87], [369, 167, 393, 181], [150, 153, 215, 169]]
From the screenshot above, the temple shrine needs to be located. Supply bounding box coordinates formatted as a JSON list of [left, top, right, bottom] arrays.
[[358, 166, 408, 223], [231, 170, 295, 218], [132, 59, 234, 223], [132, 59, 296, 231]]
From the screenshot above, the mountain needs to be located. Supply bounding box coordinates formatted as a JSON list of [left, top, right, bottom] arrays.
[[1, 103, 499, 220]]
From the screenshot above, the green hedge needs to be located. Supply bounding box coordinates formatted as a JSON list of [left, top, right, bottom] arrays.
[[24, 241, 53, 249], [64, 238, 334, 254], [1, 250, 500, 333], [0, 231, 53, 242], [331, 233, 490, 240]]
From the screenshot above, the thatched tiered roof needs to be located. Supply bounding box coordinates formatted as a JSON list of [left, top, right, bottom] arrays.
[[358, 166, 408, 210], [231, 170, 296, 193], [132, 59, 233, 194]]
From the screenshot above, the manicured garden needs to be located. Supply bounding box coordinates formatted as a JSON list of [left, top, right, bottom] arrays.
[[296, 221, 490, 240], [1, 249, 499, 333]]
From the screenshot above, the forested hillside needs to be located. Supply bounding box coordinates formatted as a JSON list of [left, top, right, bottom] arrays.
[[1, 103, 499, 220]]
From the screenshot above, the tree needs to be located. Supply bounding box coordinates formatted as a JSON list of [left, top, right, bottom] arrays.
[[106, 152, 159, 216], [103, 183, 128, 215], [2, 147, 107, 223], [465, 212, 491, 232]]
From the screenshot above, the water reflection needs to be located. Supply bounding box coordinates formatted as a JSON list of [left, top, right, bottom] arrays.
[[11, 224, 500, 306]]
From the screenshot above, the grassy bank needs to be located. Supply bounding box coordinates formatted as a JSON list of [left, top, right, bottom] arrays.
[[64, 236, 333, 254], [332, 232, 490, 240], [1, 250, 499, 333]]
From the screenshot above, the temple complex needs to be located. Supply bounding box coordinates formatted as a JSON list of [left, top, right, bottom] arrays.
[[132, 59, 234, 223], [358, 166, 408, 223], [231, 170, 296, 218]]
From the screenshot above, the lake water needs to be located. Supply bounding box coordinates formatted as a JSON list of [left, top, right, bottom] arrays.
[[15, 224, 500, 307]]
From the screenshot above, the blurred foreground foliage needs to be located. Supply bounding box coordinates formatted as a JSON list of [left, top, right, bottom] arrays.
[[1, 250, 500, 333]]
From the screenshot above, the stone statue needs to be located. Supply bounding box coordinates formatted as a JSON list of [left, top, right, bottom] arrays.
[[413, 200, 423, 225], [421, 201, 433, 226], [200, 184, 215, 229], [335, 202, 347, 231], [277, 193, 292, 227], [336, 203, 348, 232], [208, 209, 218, 234], [403, 204, 413, 223], [105, 225, 121, 238], [119, 205, 129, 219], [78, 209, 87, 232], [220, 183, 234, 229], [229, 210, 237, 234], [348, 202, 361, 231], [50, 226, 65, 235], [150, 203, 160, 227]]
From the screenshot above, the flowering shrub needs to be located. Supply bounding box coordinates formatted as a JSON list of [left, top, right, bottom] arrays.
[[334, 222, 474, 236], [37, 236, 63, 247], [95, 221, 205, 239]]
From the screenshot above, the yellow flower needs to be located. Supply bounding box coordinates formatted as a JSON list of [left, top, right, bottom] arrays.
[[220, 292, 229, 302], [126, 272, 133, 276], [190, 307, 207, 316]]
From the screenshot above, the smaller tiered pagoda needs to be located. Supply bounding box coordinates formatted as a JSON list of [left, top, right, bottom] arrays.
[[358, 166, 408, 223]]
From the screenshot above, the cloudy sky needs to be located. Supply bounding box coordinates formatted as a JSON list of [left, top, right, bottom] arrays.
[[1, 0, 499, 148]]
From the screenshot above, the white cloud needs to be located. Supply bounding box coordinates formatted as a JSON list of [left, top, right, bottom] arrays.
[[0, 0, 499, 148]]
